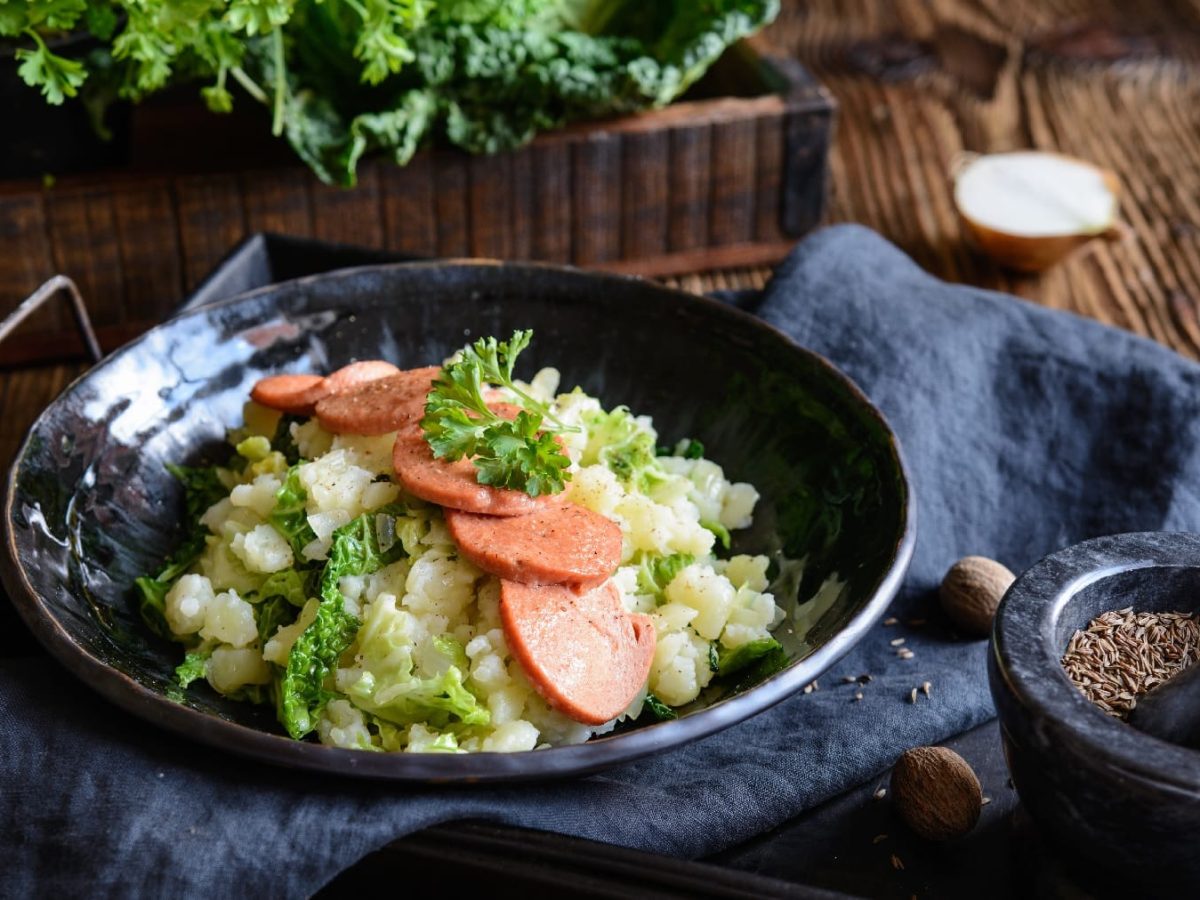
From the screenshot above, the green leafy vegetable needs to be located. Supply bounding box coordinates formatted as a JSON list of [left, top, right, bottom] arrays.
[[4, 1, 778, 184], [657, 438, 703, 459], [701, 519, 731, 551], [716, 637, 784, 677], [133, 577, 172, 639], [344, 599, 488, 732], [257, 568, 313, 608], [276, 506, 409, 739], [268, 465, 318, 556], [421, 329, 572, 497], [16, 30, 87, 104], [174, 648, 211, 689], [642, 693, 677, 721], [708, 642, 719, 674], [271, 414, 303, 466], [276, 598, 357, 739], [235, 434, 272, 462], [582, 406, 665, 492], [256, 595, 299, 644], [635, 552, 694, 602], [347, 666, 489, 729], [134, 463, 226, 638]]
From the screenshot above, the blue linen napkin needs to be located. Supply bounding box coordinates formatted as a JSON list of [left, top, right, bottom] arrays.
[[7, 224, 1200, 896]]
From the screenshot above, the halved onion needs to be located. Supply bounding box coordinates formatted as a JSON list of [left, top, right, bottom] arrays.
[[953, 151, 1122, 273]]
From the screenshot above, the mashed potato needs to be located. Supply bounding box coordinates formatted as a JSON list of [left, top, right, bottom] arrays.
[[156, 368, 783, 752]]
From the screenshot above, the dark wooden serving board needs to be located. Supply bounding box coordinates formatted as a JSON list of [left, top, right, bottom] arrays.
[[0, 39, 833, 368]]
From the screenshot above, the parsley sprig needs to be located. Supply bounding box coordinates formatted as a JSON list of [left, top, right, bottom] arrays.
[[421, 330, 574, 497]]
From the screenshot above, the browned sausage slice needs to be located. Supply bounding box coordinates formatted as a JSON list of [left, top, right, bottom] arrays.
[[500, 580, 656, 725], [250, 374, 328, 415], [391, 431, 566, 515], [445, 505, 620, 588], [324, 360, 401, 393], [315, 366, 441, 435]]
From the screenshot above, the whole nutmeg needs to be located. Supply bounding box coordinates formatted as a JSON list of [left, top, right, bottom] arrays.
[[890, 746, 982, 841], [939, 555, 1015, 637]]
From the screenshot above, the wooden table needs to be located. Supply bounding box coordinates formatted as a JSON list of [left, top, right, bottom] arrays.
[[673, 0, 1200, 347]]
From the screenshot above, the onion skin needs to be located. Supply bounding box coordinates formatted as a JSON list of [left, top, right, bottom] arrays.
[[954, 155, 1122, 273]]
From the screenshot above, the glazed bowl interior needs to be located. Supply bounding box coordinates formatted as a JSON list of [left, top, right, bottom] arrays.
[[4, 262, 913, 780]]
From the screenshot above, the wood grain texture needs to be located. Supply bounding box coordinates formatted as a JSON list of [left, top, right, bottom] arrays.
[[310, 166, 384, 249], [380, 153, 437, 257], [572, 132, 622, 265], [241, 167, 313, 237], [759, 0, 1200, 358]]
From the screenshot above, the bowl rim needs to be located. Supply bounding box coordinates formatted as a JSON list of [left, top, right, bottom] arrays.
[[991, 530, 1200, 788], [2, 258, 917, 782]]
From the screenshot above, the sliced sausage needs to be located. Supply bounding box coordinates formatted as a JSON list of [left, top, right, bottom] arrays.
[[324, 360, 401, 393], [499, 580, 656, 725], [315, 366, 441, 435], [250, 374, 328, 415], [445, 504, 620, 588], [391, 430, 566, 515]]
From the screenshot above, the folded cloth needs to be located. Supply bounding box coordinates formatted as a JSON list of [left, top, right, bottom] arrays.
[[7, 224, 1200, 897]]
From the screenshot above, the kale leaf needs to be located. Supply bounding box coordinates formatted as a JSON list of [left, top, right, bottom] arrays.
[[635, 552, 694, 602], [268, 465, 318, 556], [134, 463, 225, 639], [174, 648, 211, 689], [642, 693, 677, 721], [276, 505, 409, 739]]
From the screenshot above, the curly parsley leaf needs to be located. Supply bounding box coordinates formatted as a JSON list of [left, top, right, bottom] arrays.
[[16, 31, 87, 105], [421, 330, 573, 497]]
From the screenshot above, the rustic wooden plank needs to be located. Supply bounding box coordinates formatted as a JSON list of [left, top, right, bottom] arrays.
[[309, 165, 384, 248], [0, 194, 58, 333], [0, 42, 833, 365], [0, 363, 83, 466], [468, 153, 513, 259], [46, 187, 126, 331], [620, 130, 669, 260], [781, 106, 833, 237], [508, 148, 534, 260], [667, 125, 713, 252], [529, 140, 572, 262], [572, 132, 622, 265], [434, 153, 470, 257], [241, 167, 313, 237], [592, 240, 796, 278], [380, 152, 437, 257], [111, 180, 184, 322], [709, 117, 759, 246], [754, 114, 788, 243], [0, 322, 154, 368], [175, 174, 247, 295]]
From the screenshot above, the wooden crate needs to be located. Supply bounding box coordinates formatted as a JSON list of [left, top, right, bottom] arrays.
[[0, 40, 833, 366]]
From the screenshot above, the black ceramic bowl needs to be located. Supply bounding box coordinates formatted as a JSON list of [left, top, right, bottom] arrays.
[[990, 532, 1200, 894], [3, 261, 914, 782]]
